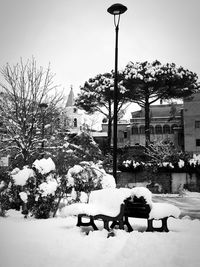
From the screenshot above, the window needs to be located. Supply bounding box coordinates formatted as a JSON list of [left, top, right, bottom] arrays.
[[139, 125, 145, 134], [195, 121, 200, 128], [131, 126, 138, 134], [155, 125, 162, 134], [150, 125, 154, 134], [124, 131, 128, 139], [171, 124, 178, 133], [196, 139, 200, 146], [118, 131, 124, 142], [163, 124, 171, 134]]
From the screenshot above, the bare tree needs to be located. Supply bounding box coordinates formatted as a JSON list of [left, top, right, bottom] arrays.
[[0, 58, 63, 166]]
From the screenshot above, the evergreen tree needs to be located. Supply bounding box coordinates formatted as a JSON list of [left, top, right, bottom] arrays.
[[75, 72, 130, 149], [123, 61, 199, 146]]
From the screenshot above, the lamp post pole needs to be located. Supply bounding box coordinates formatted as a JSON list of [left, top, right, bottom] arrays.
[[113, 22, 119, 181], [107, 3, 127, 182]]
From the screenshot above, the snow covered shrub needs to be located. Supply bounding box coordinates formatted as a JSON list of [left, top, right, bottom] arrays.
[[10, 157, 59, 218], [0, 168, 23, 216], [0, 169, 13, 216], [65, 161, 116, 203]]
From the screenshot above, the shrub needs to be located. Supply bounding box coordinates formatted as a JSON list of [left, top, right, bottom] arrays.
[[0, 168, 22, 216], [1, 156, 116, 218], [9, 158, 59, 218]]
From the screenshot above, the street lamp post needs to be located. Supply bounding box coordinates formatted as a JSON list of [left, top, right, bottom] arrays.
[[107, 3, 127, 182]]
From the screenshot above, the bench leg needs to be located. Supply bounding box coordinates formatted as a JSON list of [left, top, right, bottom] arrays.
[[110, 220, 124, 230], [77, 215, 98, 231], [91, 218, 98, 231], [103, 220, 110, 231], [110, 221, 118, 229], [161, 217, 169, 232], [146, 217, 169, 232], [146, 219, 154, 232], [118, 219, 125, 230], [76, 215, 82, 227], [123, 216, 133, 232]]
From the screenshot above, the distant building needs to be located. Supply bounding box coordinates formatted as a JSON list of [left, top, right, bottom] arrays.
[[61, 86, 86, 133], [184, 92, 200, 153], [102, 103, 184, 149], [129, 103, 183, 149]]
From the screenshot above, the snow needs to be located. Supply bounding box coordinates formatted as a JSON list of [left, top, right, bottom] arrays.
[[19, 192, 28, 203], [11, 166, 35, 186], [189, 154, 200, 166], [0, 180, 5, 189], [61, 187, 179, 220], [33, 157, 55, 174], [100, 173, 116, 188], [61, 188, 132, 217], [178, 159, 185, 168], [68, 164, 83, 175], [184, 191, 200, 198], [79, 191, 88, 203], [149, 203, 181, 220], [39, 179, 58, 197], [0, 209, 200, 267], [131, 186, 153, 206]]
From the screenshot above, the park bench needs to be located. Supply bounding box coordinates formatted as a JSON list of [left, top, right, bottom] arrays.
[[111, 195, 179, 232], [76, 203, 125, 231], [62, 188, 131, 231], [61, 187, 180, 232]]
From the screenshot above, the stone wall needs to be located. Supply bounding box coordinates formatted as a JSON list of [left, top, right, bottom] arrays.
[[117, 170, 200, 193]]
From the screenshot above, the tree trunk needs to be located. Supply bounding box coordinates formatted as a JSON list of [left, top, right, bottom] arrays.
[[22, 148, 29, 165], [145, 98, 150, 147]]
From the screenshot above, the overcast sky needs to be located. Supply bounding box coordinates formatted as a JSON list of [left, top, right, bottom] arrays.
[[1, 0, 200, 97]]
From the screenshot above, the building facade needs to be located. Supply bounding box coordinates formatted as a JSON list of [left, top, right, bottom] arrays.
[[184, 92, 200, 153], [102, 103, 183, 149], [61, 86, 85, 134]]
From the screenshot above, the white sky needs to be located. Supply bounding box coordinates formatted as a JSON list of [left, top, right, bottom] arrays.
[[0, 0, 200, 98]]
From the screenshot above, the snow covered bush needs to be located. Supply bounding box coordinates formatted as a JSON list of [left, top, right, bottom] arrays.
[[1, 155, 115, 218], [119, 153, 200, 173], [0, 168, 17, 216], [0, 166, 30, 216], [119, 160, 145, 172], [63, 161, 116, 203], [8, 157, 59, 218]]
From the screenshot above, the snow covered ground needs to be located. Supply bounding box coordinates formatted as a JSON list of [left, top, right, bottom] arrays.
[[1, 192, 200, 267], [1, 212, 200, 267], [153, 191, 200, 219]]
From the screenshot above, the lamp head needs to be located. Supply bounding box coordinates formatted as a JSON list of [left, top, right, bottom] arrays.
[[107, 3, 127, 15]]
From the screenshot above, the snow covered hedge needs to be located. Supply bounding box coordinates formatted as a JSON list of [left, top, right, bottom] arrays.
[[0, 158, 116, 218], [120, 154, 200, 173]]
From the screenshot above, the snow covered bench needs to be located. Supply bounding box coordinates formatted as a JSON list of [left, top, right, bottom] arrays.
[[61, 187, 181, 232], [111, 187, 181, 232], [61, 188, 131, 231], [113, 197, 181, 232]]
